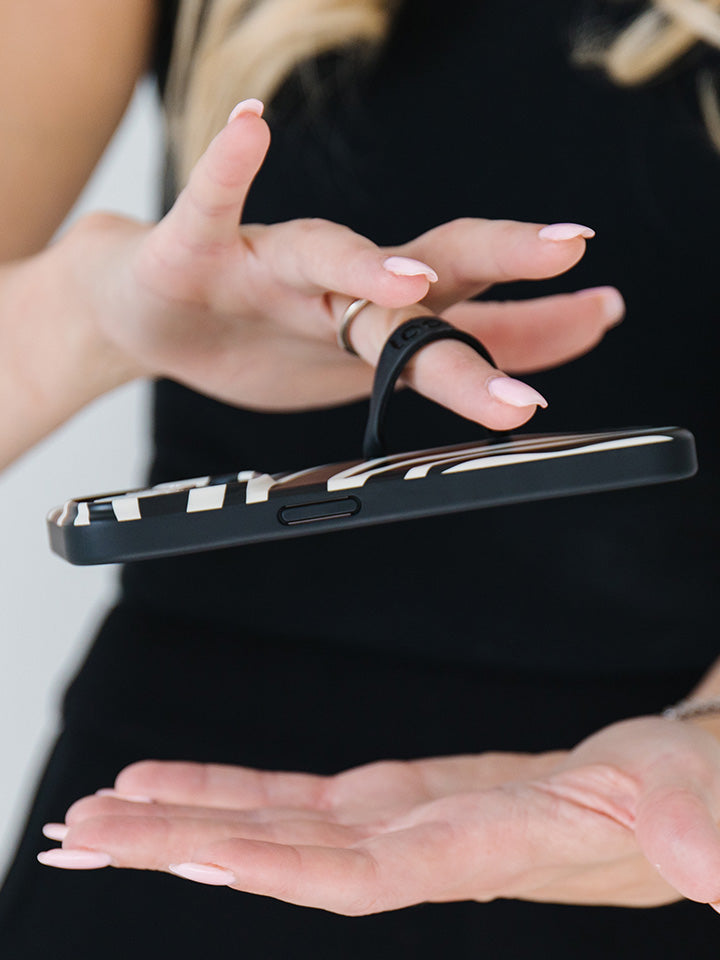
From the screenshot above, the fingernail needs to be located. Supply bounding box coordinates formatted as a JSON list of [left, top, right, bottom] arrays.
[[42, 823, 69, 842], [710, 902, 720, 914], [538, 222, 595, 241], [487, 377, 548, 409], [95, 789, 154, 803], [383, 256, 439, 283], [37, 849, 114, 870], [227, 98, 265, 123], [168, 862, 236, 886], [574, 285, 625, 325]]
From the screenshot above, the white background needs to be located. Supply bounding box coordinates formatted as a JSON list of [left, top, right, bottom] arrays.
[[0, 80, 162, 879]]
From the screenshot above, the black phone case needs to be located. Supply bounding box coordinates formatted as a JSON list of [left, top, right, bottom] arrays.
[[47, 426, 697, 565]]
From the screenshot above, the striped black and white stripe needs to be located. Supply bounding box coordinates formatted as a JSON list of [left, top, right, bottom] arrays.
[[46, 427, 696, 564], [50, 429, 676, 529]]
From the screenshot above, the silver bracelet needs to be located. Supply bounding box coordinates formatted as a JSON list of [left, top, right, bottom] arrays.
[[662, 696, 720, 721]]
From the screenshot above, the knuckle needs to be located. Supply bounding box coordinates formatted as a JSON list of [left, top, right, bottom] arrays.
[[115, 760, 165, 792], [64, 795, 113, 824], [450, 216, 483, 233], [185, 185, 227, 223], [490, 219, 526, 256], [198, 146, 248, 194], [317, 772, 347, 811], [341, 897, 380, 917], [66, 815, 121, 849], [295, 217, 332, 238], [340, 867, 387, 916], [72, 210, 124, 235], [441, 216, 492, 244], [63, 211, 126, 251], [431, 216, 474, 237], [336, 869, 386, 916]]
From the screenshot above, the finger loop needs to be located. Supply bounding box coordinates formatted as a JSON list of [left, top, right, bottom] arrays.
[[337, 298, 371, 356], [363, 316, 497, 460]]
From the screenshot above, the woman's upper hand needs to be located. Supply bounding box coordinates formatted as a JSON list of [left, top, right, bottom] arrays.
[[77, 100, 624, 432], [46, 715, 720, 916]]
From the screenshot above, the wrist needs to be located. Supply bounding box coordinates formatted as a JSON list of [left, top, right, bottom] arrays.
[[56, 212, 151, 390], [0, 218, 146, 469]]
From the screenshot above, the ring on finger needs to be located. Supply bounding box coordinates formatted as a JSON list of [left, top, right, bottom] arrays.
[[337, 298, 372, 357]]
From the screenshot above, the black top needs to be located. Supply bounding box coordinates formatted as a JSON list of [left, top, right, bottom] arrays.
[[126, 0, 719, 674]]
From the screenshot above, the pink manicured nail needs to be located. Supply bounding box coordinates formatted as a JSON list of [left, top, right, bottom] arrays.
[[42, 823, 68, 842], [538, 222, 595, 241], [574, 286, 625, 324], [168, 862, 236, 886], [95, 789, 154, 803], [710, 902, 720, 914], [383, 256, 439, 283], [37, 849, 114, 870], [487, 377, 548, 409], [227, 99, 265, 123]]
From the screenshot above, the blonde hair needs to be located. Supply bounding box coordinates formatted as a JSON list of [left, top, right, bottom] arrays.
[[166, 0, 720, 184], [166, 0, 398, 184]]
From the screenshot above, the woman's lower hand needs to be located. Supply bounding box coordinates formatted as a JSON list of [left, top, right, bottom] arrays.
[[74, 99, 623, 430], [41, 715, 720, 915]]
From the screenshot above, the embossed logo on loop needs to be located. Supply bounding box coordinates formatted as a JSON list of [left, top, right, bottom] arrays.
[[389, 316, 444, 349]]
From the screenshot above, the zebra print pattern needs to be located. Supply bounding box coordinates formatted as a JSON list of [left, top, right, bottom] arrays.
[[48, 429, 675, 529]]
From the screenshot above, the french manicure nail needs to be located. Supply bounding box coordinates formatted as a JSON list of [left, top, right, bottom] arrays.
[[95, 789, 154, 803], [538, 222, 595, 241], [383, 256, 439, 283], [227, 98, 265, 123], [42, 823, 69, 842], [168, 862, 236, 886], [37, 849, 114, 870], [574, 286, 625, 324], [487, 377, 548, 409]]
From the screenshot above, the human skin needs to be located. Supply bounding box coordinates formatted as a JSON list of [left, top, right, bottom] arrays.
[[0, 5, 623, 471], [11, 1, 717, 919], [40, 692, 720, 915], [0, 99, 623, 470]]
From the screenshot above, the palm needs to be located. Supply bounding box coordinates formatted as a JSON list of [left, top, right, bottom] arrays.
[[53, 716, 720, 915]]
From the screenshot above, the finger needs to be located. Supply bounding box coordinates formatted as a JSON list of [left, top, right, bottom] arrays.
[[443, 286, 625, 373], [44, 815, 366, 873], [158, 101, 271, 253], [398, 218, 595, 310], [170, 824, 455, 914], [328, 753, 568, 816], [245, 218, 439, 309], [37, 821, 380, 906], [333, 301, 549, 432], [635, 785, 720, 905], [169, 792, 548, 913], [64, 794, 334, 827], [107, 753, 566, 827], [113, 760, 332, 812]]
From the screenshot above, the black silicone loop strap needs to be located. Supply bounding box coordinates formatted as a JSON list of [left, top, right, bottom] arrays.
[[363, 316, 498, 460]]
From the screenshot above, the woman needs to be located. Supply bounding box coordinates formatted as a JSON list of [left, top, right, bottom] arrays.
[[1, 0, 719, 956]]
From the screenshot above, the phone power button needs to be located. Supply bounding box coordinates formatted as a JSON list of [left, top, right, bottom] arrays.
[[278, 497, 361, 526]]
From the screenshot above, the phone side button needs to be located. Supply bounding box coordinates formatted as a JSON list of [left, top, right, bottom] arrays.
[[278, 497, 361, 526]]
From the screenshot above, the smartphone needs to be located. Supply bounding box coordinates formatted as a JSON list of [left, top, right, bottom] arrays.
[[47, 426, 697, 565]]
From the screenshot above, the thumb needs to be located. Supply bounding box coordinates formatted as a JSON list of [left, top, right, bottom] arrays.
[[160, 99, 271, 251], [635, 780, 720, 907]]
